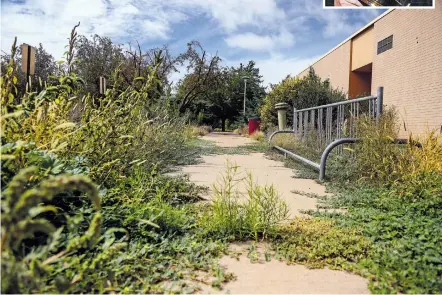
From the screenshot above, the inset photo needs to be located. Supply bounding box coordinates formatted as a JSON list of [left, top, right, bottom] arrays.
[[325, 0, 434, 8]]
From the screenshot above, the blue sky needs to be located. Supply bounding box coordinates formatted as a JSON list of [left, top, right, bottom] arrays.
[[1, 0, 386, 86]]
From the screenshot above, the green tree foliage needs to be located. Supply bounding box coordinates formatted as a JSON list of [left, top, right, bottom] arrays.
[[176, 57, 266, 130], [202, 67, 242, 131], [237, 61, 266, 119], [75, 35, 179, 98], [174, 40, 222, 112], [74, 35, 126, 95], [260, 67, 346, 130]]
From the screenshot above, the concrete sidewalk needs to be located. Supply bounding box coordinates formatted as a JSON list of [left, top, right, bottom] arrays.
[[178, 132, 369, 294]]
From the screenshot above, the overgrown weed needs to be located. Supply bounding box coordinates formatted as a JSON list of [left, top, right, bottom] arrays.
[[249, 131, 265, 141], [185, 125, 212, 138], [271, 217, 372, 270], [199, 161, 289, 241], [263, 108, 442, 294], [0, 28, 229, 294]]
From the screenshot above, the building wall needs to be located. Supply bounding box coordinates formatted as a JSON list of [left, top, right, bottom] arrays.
[[351, 26, 374, 71], [298, 40, 351, 95], [372, 6, 442, 136]]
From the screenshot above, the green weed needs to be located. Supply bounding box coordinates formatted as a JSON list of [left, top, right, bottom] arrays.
[[0, 26, 230, 294], [271, 217, 371, 270], [199, 161, 289, 240]]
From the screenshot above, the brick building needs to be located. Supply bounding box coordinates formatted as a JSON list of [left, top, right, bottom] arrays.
[[297, 6, 442, 136]]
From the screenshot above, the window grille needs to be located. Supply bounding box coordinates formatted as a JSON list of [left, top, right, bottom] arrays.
[[377, 35, 393, 55]]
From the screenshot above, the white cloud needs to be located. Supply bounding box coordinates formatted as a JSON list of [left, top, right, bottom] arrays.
[[225, 54, 320, 87], [203, 0, 285, 32], [170, 0, 285, 32], [255, 55, 320, 87], [225, 28, 295, 51], [0, 0, 187, 59], [1, 0, 383, 89], [142, 20, 170, 40], [225, 33, 273, 51]]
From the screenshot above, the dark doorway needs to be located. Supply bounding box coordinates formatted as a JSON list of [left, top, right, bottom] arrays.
[[349, 63, 372, 98]]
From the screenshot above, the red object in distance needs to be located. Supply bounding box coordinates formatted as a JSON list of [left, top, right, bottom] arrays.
[[248, 118, 260, 135]]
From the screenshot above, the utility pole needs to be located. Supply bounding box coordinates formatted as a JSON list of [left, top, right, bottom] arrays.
[[99, 76, 107, 94], [242, 76, 249, 118], [21, 43, 36, 91]]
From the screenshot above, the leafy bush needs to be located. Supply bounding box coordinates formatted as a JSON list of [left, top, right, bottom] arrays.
[[200, 161, 289, 240], [1, 166, 102, 294], [260, 67, 345, 130]]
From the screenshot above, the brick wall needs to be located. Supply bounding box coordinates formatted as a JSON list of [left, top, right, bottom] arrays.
[[372, 6, 442, 137], [298, 40, 351, 95]]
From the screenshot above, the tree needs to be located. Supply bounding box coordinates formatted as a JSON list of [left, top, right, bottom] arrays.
[[174, 56, 266, 130], [194, 61, 266, 131], [175, 41, 221, 112], [205, 67, 242, 131], [231, 61, 266, 121], [75, 35, 126, 94]]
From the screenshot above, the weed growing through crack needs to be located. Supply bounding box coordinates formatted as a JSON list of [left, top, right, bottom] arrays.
[[199, 160, 289, 241]]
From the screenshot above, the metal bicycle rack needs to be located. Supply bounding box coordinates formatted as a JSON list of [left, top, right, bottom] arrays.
[[269, 87, 384, 181]]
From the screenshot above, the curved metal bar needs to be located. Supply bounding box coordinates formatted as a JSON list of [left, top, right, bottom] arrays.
[[319, 138, 359, 181], [268, 130, 295, 142], [269, 132, 421, 181], [273, 145, 320, 170]]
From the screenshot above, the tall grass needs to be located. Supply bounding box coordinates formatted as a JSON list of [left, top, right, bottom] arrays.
[[0, 28, 226, 294], [349, 109, 442, 189], [184, 125, 212, 138], [200, 161, 289, 240], [271, 131, 323, 162]]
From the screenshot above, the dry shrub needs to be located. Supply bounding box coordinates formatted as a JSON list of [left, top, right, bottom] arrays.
[[352, 108, 442, 195], [185, 125, 212, 138], [271, 132, 322, 162], [250, 131, 265, 141], [272, 133, 297, 149], [354, 109, 441, 180], [233, 125, 248, 136]]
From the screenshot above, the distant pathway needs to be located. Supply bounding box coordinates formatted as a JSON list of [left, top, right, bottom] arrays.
[[182, 132, 324, 217], [179, 132, 369, 294]]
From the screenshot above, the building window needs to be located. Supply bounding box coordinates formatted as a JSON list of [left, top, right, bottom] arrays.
[[377, 35, 393, 55]]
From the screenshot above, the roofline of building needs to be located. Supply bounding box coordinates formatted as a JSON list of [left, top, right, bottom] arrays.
[[296, 8, 395, 77]]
